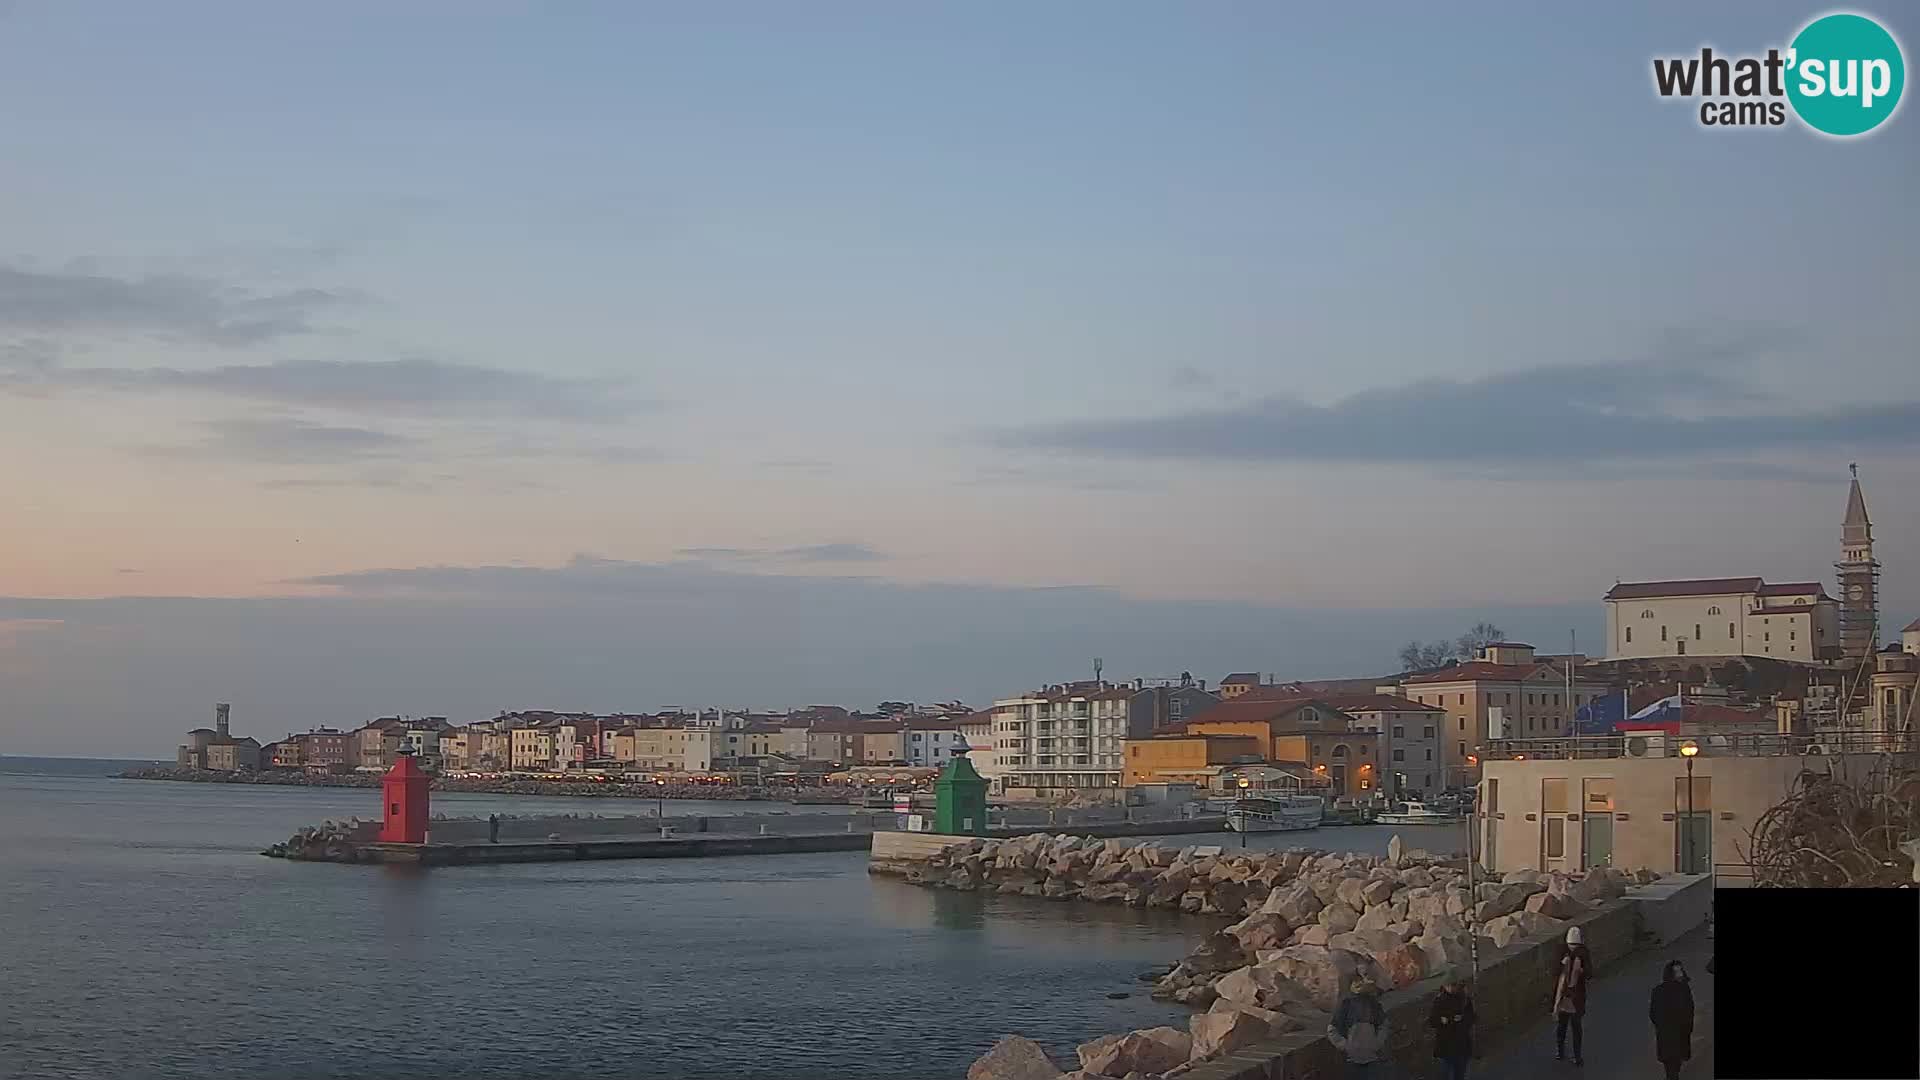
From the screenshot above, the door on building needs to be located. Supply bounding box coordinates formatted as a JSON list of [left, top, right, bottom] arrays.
[[1581, 778, 1615, 869], [1540, 778, 1572, 872], [1674, 775, 1712, 874]]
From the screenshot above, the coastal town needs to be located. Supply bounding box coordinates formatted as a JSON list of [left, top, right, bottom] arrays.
[[148, 472, 1919, 884]]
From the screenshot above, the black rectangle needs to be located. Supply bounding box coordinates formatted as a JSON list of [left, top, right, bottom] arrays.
[[1715, 888, 1920, 1079]]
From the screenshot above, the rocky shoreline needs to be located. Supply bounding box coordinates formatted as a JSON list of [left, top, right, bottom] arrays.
[[118, 767, 811, 802], [898, 833, 1651, 1080]]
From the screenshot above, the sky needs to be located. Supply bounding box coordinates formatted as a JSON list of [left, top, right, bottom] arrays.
[[2, 2, 1917, 755]]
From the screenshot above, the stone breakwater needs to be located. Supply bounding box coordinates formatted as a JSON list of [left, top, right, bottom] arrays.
[[886, 832, 1654, 1080]]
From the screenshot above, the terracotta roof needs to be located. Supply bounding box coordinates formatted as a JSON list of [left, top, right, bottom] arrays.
[[1483, 641, 1534, 649], [1315, 693, 1446, 714], [902, 715, 965, 730], [1605, 577, 1763, 600], [1403, 661, 1547, 684], [1175, 695, 1348, 732], [1219, 672, 1262, 685], [1905, 618, 1920, 633]]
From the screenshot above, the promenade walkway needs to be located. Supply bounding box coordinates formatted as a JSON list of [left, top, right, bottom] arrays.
[[1473, 923, 1716, 1080]]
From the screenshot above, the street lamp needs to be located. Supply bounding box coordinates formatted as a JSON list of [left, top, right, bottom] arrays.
[[655, 776, 668, 820], [1679, 740, 1700, 874], [1237, 776, 1251, 848]]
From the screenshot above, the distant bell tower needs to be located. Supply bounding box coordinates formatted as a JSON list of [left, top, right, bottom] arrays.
[[1837, 464, 1881, 659]]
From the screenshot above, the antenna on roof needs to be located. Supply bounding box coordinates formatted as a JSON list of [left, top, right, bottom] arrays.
[[1093, 657, 1104, 686]]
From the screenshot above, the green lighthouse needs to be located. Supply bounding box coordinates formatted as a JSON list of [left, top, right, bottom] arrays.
[[933, 747, 989, 836]]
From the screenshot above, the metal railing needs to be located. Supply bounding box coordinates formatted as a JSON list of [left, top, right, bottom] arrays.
[[1484, 729, 1916, 760]]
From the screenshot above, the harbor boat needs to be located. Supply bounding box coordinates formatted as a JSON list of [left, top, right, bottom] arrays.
[[1225, 794, 1325, 833], [1373, 800, 1467, 826]]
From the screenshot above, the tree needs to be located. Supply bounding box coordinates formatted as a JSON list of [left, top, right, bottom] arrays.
[[1454, 622, 1507, 661]]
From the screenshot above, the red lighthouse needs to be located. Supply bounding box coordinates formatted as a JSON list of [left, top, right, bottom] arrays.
[[378, 750, 430, 844]]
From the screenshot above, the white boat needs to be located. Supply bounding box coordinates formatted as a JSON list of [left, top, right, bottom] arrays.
[[1225, 794, 1324, 833], [1374, 800, 1466, 826]]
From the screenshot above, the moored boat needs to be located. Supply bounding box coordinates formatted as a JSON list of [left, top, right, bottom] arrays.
[[1224, 794, 1324, 833], [1374, 799, 1466, 826]]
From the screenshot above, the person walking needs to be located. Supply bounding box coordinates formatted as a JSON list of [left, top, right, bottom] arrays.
[[487, 813, 500, 843], [1649, 959, 1696, 1080], [1553, 926, 1592, 1065], [1327, 974, 1390, 1078], [1428, 971, 1475, 1080]]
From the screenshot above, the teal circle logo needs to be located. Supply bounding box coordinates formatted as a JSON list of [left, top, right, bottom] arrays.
[[1786, 13, 1905, 136]]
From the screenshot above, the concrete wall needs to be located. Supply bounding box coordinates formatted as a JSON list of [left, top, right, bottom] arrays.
[[1480, 753, 1880, 883]]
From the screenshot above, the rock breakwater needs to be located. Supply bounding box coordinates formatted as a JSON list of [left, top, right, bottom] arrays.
[[910, 832, 1655, 1080]]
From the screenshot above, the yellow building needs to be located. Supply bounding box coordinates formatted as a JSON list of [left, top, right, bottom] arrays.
[[510, 727, 555, 771], [607, 727, 714, 773], [1120, 734, 1261, 788]]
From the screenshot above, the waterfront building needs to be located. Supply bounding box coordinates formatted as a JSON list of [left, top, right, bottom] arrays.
[[1120, 733, 1261, 789], [351, 718, 407, 770], [1477, 728, 1899, 883], [510, 726, 556, 771], [175, 703, 264, 771], [437, 728, 471, 770], [902, 715, 968, 767], [606, 727, 714, 773], [205, 737, 261, 771], [989, 681, 1133, 796], [1394, 643, 1612, 788], [716, 722, 780, 761], [1904, 618, 1920, 656], [1314, 693, 1447, 797], [1175, 693, 1381, 796]]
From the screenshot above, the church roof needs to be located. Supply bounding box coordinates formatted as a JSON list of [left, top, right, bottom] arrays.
[[1844, 473, 1872, 544], [1606, 577, 1763, 600]]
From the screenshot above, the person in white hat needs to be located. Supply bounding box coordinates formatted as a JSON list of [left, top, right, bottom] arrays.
[[1554, 925, 1593, 1065]]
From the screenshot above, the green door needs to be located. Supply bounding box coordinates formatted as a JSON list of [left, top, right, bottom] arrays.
[[1676, 813, 1711, 874], [1581, 814, 1614, 869]]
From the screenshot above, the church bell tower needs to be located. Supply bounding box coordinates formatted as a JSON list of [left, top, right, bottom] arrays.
[[1837, 464, 1880, 659]]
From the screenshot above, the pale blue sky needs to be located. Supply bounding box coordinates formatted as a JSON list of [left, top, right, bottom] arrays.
[[1, 2, 1916, 753]]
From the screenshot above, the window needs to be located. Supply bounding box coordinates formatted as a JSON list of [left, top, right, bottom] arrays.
[[1660, 625, 1668, 641], [1360, 744, 1369, 756], [1707, 606, 1721, 615], [1729, 622, 1736, 638], [1764, 632, 1770, 642], [1458, 694, 1465, 705], [1457, 741, 1466, 756], [1626, 627, 1632, 643], [1694, 624, 1701, 640], [1542, 778, 1569, 813], [1790, 630, 1796, 641], [1393, 749, 1405, 761], [1641, 609, 1654, 618], [1423, 726, 1435, 738], [1392, 725, 1405, 739], [1528, 694, 1536, 705], [1458, 717, 1465, 732], [1332, 744, 1349, 758], [1425, 749, 1433, 760]]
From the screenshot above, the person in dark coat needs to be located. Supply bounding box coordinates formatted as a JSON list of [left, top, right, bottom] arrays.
[[1553, 926, 1592, 1065], [487, 813, 500, 843], [1648, 959, 1695, 1080], [1428, 971, 1475, 1080]]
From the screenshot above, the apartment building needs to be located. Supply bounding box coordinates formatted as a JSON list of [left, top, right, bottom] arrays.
[[990, 681, 1133, 794], [607, 727, 714, 773], [1177, 693, 1380, 797], [902, 716, 969, 767], [511, 727, 556, 771]]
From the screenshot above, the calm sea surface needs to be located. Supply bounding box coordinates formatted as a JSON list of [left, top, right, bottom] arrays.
[[0, 757, 1456, 1080]]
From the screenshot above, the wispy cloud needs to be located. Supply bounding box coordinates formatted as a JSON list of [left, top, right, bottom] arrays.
[[0, 264, 353, 345], [146, 417, 416, 464], [675, 542, 889, 564], [1169, 365, 1216, 390], [8, 356, 649, 422], [993, 352, 1920, 465]]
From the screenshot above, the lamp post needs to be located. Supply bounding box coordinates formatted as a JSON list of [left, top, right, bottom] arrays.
[[1679, 740, 1700, 874], [1237, 776, 1251, 848], [655, 776, 667, 820]]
